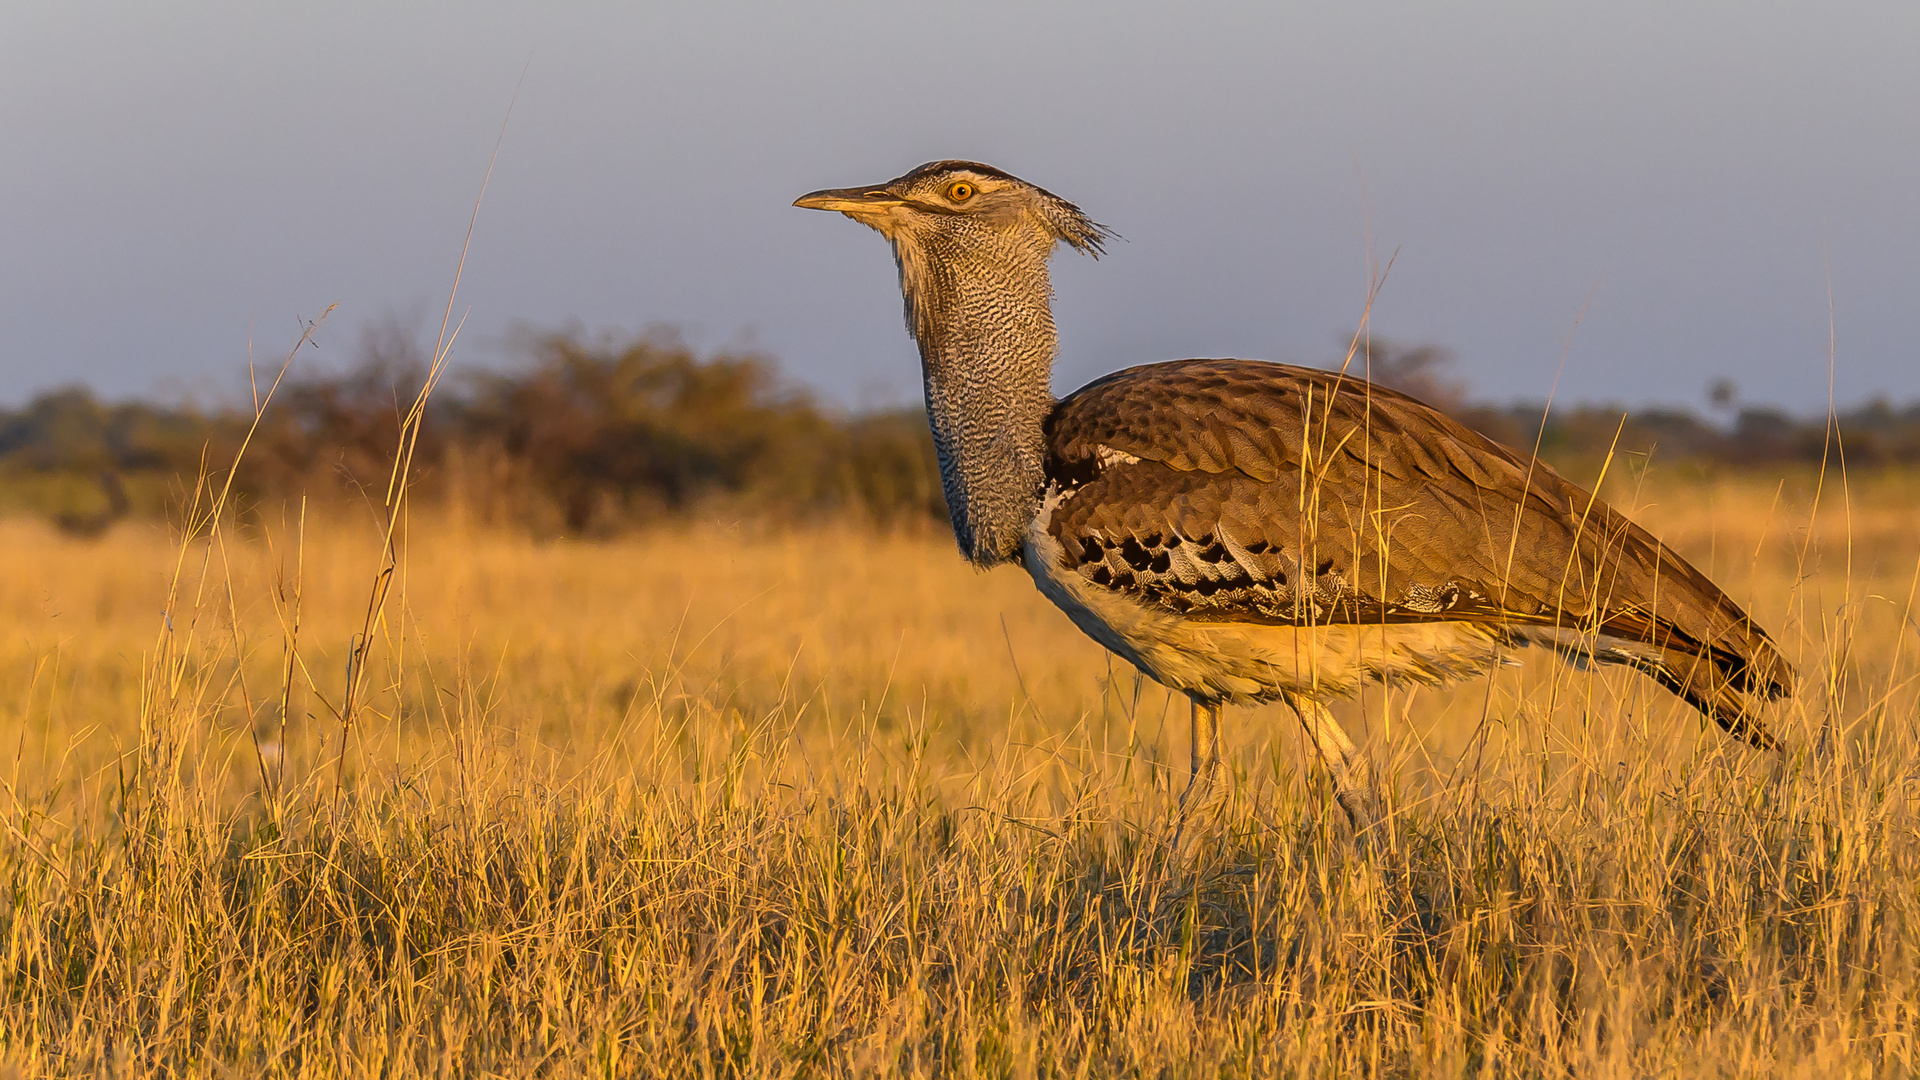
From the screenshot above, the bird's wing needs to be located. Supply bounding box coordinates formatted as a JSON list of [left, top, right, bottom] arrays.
[[1042, 359, 1793, 744]]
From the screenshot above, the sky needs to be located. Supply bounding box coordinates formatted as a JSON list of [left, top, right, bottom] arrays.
[[2, 1, 1916, 413]]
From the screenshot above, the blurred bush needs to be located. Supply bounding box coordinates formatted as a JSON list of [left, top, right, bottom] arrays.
[[443, 327, 941, 534], [1, 326, 1913, 536]]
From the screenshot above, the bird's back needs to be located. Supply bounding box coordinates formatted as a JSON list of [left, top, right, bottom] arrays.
[[1035, 358, 1793, 744]]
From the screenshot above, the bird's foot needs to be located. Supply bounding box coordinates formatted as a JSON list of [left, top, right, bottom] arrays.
[[1336, 785, 1382, 849], [1168, 761, 1227, 859]]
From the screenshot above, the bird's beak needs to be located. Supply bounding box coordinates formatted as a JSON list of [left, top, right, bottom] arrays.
[[793, 186, 905, 213]]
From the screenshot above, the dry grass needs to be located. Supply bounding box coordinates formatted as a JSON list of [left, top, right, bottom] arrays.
[[2, 466, 1918, 1077]]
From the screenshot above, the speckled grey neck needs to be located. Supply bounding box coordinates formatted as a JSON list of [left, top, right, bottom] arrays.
[[891, 228, 1058, 566]]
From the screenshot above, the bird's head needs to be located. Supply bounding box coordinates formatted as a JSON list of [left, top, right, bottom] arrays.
[[794, 160, 1111, 262]]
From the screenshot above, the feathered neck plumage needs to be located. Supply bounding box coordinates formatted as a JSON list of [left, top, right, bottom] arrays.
[[891, 231, 1059, 567]]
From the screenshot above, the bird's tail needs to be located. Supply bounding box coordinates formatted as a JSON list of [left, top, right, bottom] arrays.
[[1513, 621, 1793, 751], [1636, 643, 1787, 751]]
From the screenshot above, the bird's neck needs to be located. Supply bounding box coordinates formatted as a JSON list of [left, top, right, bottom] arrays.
[[895, 237, 1057, 566]]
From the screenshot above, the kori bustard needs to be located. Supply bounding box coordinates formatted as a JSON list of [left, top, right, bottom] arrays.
[[795, 160, 1792, 832]]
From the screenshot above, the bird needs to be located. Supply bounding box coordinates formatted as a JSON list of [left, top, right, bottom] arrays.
[[794, 160, 1793, 833]]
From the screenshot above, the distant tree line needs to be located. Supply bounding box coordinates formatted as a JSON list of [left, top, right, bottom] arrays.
[[0, 324, 943, 536], [1, 328, 1914, 537], [1356, 339, 1920, 472]]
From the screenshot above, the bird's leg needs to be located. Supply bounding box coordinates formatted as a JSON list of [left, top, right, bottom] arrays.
[[1282, 692, 1379, 836], [1179, 698, 1222, 806], [1170, 698, 1223, 853]]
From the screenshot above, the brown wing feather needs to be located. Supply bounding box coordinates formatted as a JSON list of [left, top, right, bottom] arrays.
[[1042, 359, 1793, 746]]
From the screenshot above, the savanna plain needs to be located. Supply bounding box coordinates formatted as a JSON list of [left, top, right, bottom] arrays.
[[2, 465, 1918, 1077]]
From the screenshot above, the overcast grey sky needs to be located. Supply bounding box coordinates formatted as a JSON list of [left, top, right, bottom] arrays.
[[2, 1, 1915, 411]]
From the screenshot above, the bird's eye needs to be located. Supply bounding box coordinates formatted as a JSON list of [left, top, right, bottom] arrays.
[[946, 181, 975, 202]]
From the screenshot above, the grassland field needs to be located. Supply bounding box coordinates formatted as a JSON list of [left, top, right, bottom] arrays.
[[1, 466, 1918, 1077]]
